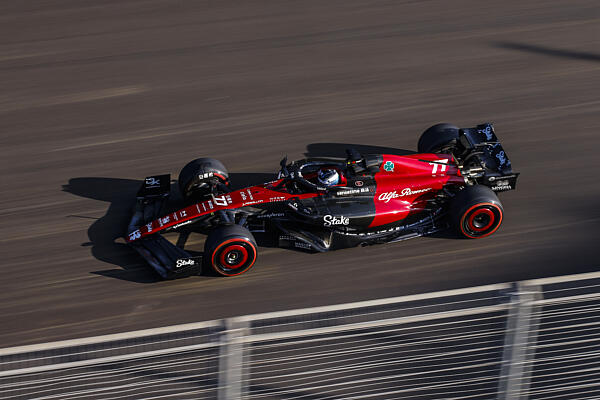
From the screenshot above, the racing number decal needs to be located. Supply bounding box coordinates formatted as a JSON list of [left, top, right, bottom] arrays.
[[212, 195, 232, 207], [429, 159, 449, 174]]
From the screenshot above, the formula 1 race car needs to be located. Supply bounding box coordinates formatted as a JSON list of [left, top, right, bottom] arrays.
[[126, 123, 519, 279]]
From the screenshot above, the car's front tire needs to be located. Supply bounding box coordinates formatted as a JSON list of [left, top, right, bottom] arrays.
[[178, 158, 229, 202], [204, 225, 257, 276]]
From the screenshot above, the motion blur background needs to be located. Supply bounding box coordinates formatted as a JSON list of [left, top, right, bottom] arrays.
[[1, 0, 599, 347]]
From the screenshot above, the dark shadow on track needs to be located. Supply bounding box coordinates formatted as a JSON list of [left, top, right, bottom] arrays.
[[494, 41, 600, 62], [306, 143, 415, 158], [63, 177, 161, 283]]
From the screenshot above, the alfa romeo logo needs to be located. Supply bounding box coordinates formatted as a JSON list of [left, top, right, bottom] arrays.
[[383, 161, 394, 172]]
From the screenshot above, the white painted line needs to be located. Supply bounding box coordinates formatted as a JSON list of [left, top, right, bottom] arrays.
[[532, 292, 600, 306], [234, 304, 509, 344], [0, 341, 220, 378], [522, 270, 600, 286], [0, 320, 222, 357]]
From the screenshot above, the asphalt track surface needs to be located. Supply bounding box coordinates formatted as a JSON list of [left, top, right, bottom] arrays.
[[1, 0, 599, 347]]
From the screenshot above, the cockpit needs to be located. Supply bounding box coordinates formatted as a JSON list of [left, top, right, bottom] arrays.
[[274, 149, 382, 194]]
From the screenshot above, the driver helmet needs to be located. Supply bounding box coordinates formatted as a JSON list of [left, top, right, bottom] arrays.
[[318, 168, 340, 186]]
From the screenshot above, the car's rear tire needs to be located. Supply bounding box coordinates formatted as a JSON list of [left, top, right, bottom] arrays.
[[178, 158, 229, 202], [450, 185, 503, 239], [204, 225, 257, 276], [418, 123, 460, 153]]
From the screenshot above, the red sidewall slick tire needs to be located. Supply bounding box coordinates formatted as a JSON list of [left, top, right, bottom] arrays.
[[204, 225, 257, 277], [459, 202, 503, 239], [211, 239, 256, 276], [450, 185, 504, 239]]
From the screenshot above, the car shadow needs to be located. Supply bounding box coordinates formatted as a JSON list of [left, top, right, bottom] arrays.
[[494, 41, 600, 63], [63, 172, 276, 283], [63, 177, 162, 283]]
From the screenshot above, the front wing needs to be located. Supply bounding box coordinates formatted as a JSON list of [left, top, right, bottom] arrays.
[[127, 175, 202, 278]]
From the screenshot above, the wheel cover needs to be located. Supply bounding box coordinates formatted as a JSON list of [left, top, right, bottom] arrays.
[[468, 208, 495, 232], [211, 239, 257, 276], [219, 244, 249, 268], [460, 203, 503, 238]]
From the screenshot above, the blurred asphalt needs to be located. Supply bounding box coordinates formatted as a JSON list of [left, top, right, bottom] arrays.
[[1, 0, 599, 347]]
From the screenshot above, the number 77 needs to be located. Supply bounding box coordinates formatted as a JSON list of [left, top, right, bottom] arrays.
[[429, 159, 449, 174]]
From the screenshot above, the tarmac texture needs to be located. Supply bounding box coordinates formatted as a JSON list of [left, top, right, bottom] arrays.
[[1, 0, 599, 346]]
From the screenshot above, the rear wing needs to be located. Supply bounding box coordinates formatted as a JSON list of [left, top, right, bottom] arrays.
[[457, 123, 520, 192]]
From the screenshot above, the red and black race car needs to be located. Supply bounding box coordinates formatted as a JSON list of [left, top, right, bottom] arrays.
[[126, 122, 518, 279]]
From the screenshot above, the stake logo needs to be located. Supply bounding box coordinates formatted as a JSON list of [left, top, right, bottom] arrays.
[[176, 258, 197, 268], [323, 215, 350, 226], [145, 177, 161, 188]]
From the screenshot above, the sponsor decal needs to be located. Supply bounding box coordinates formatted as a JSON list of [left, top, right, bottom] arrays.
[[491, 180, 512, 191], [247, 189, 254, 200], [279, 235, 295, 241], [383, 161, 394, 172], [343, 226, 404, 236], [242, 200, 264, 206], [128, 230, 141, 241], [173, 212, 178, 221], [294, 242, 311, 249], [207, 200, 214, 209], [199, 172, 214, 179], [324, 214, 350, 227], [175, 258, 197, 268], [145, 177, 161, 188], [355, 180, 364, 187], [378, 187, 432, 203], [478, 125, 494, 141], [269, 196, 287, 202], [336, 188, 369, 196], [491, 144, 511, 168], [496, 150, 507, 166], [146, 222, 153, 232], [172, 220, 193, 229], [159, 216, 170, 226], [257, 212, 285, 219], [240, 191, 247, 200]]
